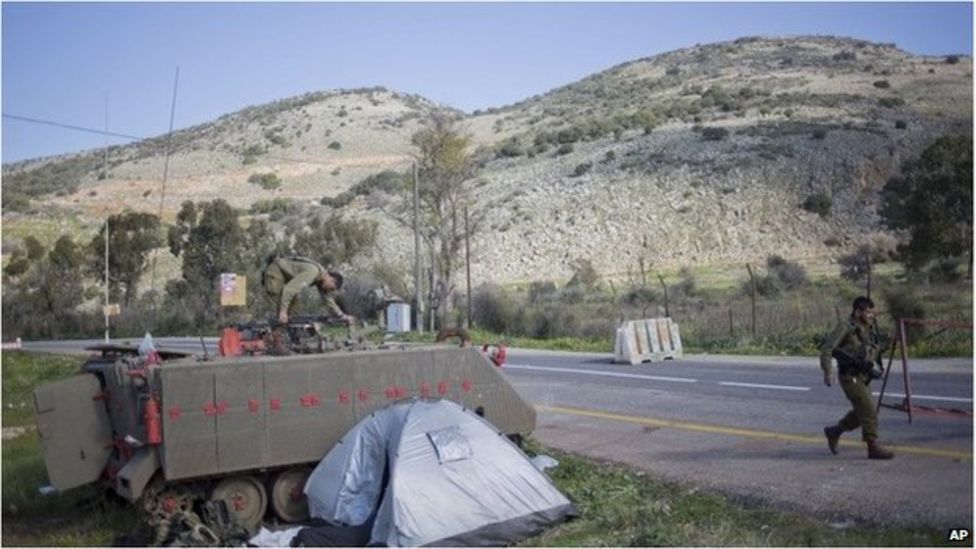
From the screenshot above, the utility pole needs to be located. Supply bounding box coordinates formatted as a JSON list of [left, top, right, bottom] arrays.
[[103, 92, 110, 343], [464, 205, 472, 329], [746, 264, 757, 337], [413, 161, 423, 333], [104, 217, 110, 342]]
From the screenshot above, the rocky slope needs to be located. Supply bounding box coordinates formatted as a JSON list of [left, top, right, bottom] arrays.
[[3, 36, 972, 284]]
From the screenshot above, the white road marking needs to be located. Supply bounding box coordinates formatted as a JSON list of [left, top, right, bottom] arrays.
[[874, 392, 972, 403], [505, 363, 970, 404], [718, 381, 811, 392], [504, 364, 698, 383]]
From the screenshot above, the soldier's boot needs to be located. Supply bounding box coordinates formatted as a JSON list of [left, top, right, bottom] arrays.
[[866, 438, 894, 460], [823, 425, 843, 455]]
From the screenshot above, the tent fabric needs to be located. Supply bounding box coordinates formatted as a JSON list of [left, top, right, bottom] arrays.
[[303, 398, 576, 547]]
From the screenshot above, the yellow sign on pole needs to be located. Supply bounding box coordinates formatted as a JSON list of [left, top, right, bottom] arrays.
[[219, 273, 247, 306], [103, 304, 121, 317]]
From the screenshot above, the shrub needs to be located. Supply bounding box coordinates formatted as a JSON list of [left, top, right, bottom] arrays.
[[573, 162, 593, 177], [700, 127, 729, 141], [945, 55, 960, 65], [328, 141, 342, 150], [2, 192, 30, 212], [496, 138, 524, 158], [741, 272, 782, 298], [566, 258, 601, 291], [812, 128, 829, 140], [832, 51, 857, 61], [666, 66, 681, 76], [882, 286, 927, 344], [528, 281, 557, 304], [802, 193, 832, 218], [928, 258, 964, 283], [472, 284, 517, 333], [555, 144, 574, 156], [895, 120, 908, 130], [873, 80, 891, 89], [248, 172, 281, 190], [878, 97, 905, 109], [766, 254, 809, 289], [603, 150, 616, 163], [676, 267, 697, 296]]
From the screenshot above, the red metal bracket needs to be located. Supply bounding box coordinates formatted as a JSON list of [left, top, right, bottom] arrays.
[[462, 379, 473, 392]]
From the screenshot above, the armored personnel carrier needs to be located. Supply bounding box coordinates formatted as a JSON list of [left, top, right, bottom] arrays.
[[33, 323, 534, 534]]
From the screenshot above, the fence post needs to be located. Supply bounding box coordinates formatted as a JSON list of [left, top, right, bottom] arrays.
[[728, 307, 734, 338], [657, 274, 670, 318]]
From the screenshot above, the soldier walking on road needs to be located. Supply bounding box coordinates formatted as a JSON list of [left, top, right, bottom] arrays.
[[821, 296, 894, 460], [262, 255, 355, 325]]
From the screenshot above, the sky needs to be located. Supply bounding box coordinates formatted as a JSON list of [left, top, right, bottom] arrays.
[[2, 2, 972, 163]]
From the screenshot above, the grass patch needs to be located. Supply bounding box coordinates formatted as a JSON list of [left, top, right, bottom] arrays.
[[520, 440, 947, 546], [1, 432, 141, 546], [2, 352, 80, 427]]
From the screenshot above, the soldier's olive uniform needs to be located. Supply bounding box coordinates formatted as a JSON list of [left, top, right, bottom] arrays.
[[262, 256, 343, 318], [820, 317, 885, 440]]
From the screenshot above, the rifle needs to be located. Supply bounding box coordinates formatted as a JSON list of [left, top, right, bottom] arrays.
[[831, 347, 883, 380]]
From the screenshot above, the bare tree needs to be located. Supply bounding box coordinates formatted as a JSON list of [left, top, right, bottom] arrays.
[[381, 114, 484, 329]]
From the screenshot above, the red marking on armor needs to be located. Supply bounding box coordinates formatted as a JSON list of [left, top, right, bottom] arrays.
[[216, 401, 229, 415], [438, 380, 449, 395], [462, 379, 473, 392], [358, 389, 370, 402], [395, 386, 408, 398], [232, 494, 247, 512], [270, 398, 281, 411], [92, 391, 109, 401], [385, 387, 397, 399], [203, 402, 217, 416], [163, 497, 178, 513], [420, 382, 431, 397], [168, 406, 183, 421], [300, 393, 322, 407], [248, 399, 260, 413], [290, 486, 304, 502], [338, 391, 351, 404]]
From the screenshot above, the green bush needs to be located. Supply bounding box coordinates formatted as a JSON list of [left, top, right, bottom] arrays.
[[802, 193, 832, 218], [556, 144, 574, 156], [873, 80, 891, 89], [945, 55, 960, 65], [812, 128, 829, 140], [895, 120, 908, 130], [496, 137, 524, 158], [247, 172, 281, 190], [328, 141, 342, 150], [573, 162, 593, 177], [700, 127, 729, 141], [766, 254, 809, 289], [882, 286, 927, 344], [879, 97, 905, 109]]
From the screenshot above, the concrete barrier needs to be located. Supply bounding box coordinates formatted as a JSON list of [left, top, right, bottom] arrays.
[[614, 318, 682, 365], [1, 337, 22, 350]]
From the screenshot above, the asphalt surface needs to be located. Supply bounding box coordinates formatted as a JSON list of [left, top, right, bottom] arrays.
[[15, 338, 974, 530], [503, 348, 973, 530]]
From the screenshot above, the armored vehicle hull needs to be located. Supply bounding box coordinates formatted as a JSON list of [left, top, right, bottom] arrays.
[[34, 344, 535, 530]]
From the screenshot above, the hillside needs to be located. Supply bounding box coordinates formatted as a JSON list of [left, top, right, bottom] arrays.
[[2, 36, 972, 284]]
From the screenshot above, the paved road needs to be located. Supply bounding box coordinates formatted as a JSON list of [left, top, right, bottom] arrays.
[[16, 339, 974, 529], [503, 348, 973, 530]]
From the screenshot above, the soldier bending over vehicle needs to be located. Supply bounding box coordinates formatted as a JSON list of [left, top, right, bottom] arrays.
[[262, 255, 355, 325]]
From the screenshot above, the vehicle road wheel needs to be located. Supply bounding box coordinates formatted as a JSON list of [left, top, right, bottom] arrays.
[[269, 468, 311, 523], [209, 475, 267, 531]]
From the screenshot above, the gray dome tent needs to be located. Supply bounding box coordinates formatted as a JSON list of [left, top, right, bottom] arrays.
[[302, 398, 576, 546]]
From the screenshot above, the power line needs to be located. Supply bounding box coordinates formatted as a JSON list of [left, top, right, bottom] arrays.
[[3, 113, 145, 141]]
